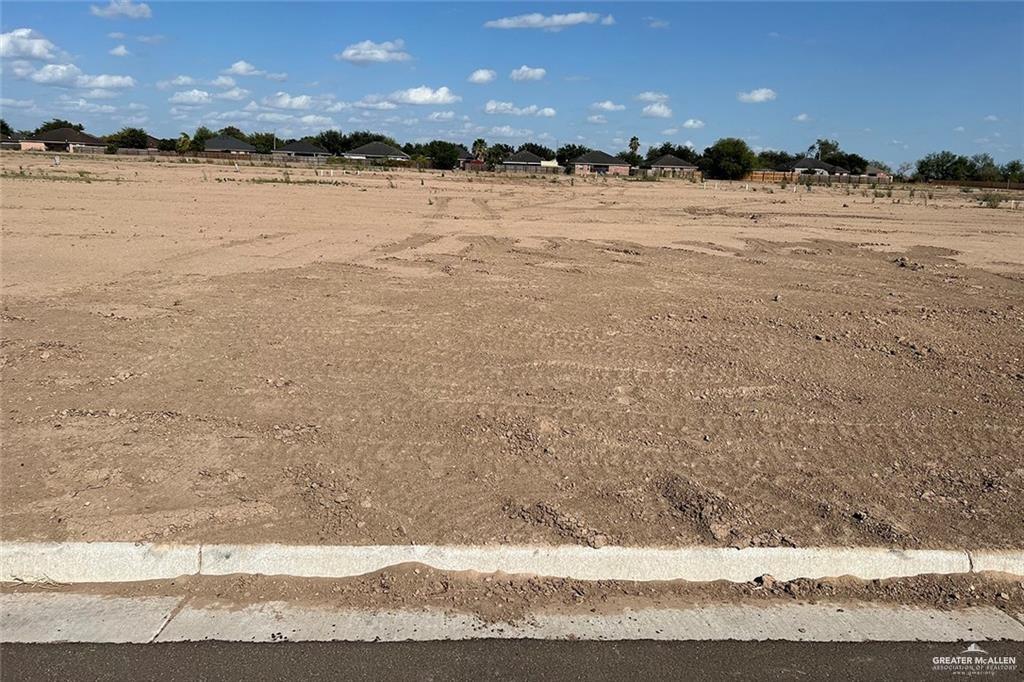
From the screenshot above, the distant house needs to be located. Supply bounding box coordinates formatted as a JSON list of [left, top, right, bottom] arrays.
[[204, 135, 256, 154], [648, 154, 700, 177], [342, 141, 410, 162], [457, 146, 481, 171], [272, 140, 331, 158], [24, 127, 105, 153], [1, 134, 21, 150], [501, 149, 543, 172], [146, 134, 162, 150], [782, 157, 848, 176], [863, 165, 891, 180], [568, 150, 631, 176]]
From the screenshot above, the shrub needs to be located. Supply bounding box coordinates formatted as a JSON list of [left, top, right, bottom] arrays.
[[978, 193, 1005, 208]]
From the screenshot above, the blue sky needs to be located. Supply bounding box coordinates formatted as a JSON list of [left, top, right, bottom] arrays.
[[1, 1, 1022, 165]]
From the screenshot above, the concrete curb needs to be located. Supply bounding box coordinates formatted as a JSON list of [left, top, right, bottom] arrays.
[[2, 594, 1023, 643], [3, 542, 1021, 584]]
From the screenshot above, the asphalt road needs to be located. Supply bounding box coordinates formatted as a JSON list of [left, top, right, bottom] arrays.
[[4, 641, 1022, 681]]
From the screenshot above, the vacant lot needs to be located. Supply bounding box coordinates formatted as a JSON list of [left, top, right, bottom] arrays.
[[2, 154, 1022, 549]]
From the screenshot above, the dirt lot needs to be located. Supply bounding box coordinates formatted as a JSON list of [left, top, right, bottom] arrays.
[[2, 153, 1022, 549]]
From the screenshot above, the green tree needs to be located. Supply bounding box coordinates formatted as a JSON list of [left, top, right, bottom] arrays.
[[755, 149, 797, 169], [1001, 160, 1024, 183], [248, 131, 276, 154], [516, 142, 556, 160], [616, 150, 642, 166], [0, 119, 12, 137], [970, 153, 1001, 182], [107, 127, 150, 149], [176, 133, 191, 154], [628, 136, 640, 155], [807, 138, 840, 160], [218, 126, 248, 141], [189, 126, 214, 152], [32, 119, 84, 137], [423, 140, 462, 170], [485, 143, 514, 168], [916, 151, 973, 181], [471, 138, 488, 160], [700, 138, 756, 180], [315, 130, 346, 156], [556, 144, 592, 167], [342, 130, 399, 152], [867, 160, 892, 173], [156, 138, 177, 152]]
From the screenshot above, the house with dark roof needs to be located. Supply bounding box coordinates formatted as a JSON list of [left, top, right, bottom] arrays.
[[648, 154, 700, 177], [568, 150, 631, 176], [24, 127, 105, 153], [342, 141, 410, 162], [1, 134, 21, 151], [862, 164, 891, 180], [457, 146, 484, 171], [272, 140, 331, 158], [204, 135, 256, 154]]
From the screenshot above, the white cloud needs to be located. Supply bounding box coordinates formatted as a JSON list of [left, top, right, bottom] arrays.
[[738, 87, 777, 103], [337, 39, 411, 64], [635, 91, 668, 103], [298, 114, 333, 126], [215, 87, 249, 101], [266, 72, 288, 82], [324, 101, 351, 113], [389, 85, 460, 105], [354, 98, 398, 110], [78, 73, 135, 89], [157, 75, 194, 89], [645, 17, 669, 29], [262, 91, 313, 110], [488, 125, 533, 138], [468, 68, 496, 84], [642, 102, 672, 118], [28, 63, 81, 85], [793, 112, 810, 122], [510, 65, 546, 82], [57, 97, 116, 114], [108, 32, 126, 39], [90, 0, 151, 19], [119, 114, 148, 126], [428, 111, 455, 121], [209, 75, 235, 88], [682, 118, 704, 129], [81, 88, 118, 99], [26, 63, 133, 90], [660, 127, 679, 135], [983, 114, 998, 122], [169, 89, 210, 105], [0, 28, 60, 61], [953, 125, 965, 132], [0, 97, 35, 109], [587, 115, 607, 124], [224, 60, 263, 76], [136, 34, 164, 44], [256, 112, 292, 123], [109, 44, 130, 57], [484, 12, 613, 31], [591, 100, 625, 111], [484, 100, 555, 117]]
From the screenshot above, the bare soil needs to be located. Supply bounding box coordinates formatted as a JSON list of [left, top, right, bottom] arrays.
[[2, 154, 1022, 548], [4, 568, 1022, 622]]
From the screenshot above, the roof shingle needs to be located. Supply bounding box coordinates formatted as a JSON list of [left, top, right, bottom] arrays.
[[570, 150, 630, 166]]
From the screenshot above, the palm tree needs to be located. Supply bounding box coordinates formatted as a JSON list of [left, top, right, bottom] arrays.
[[472, 138, 487, 160], [629, 136, 640, 155]]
